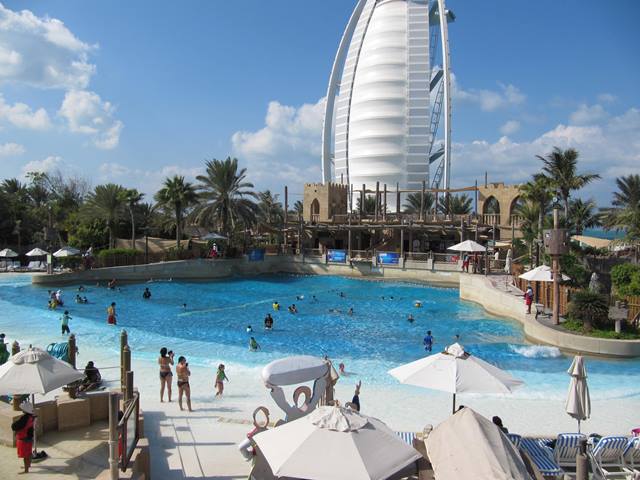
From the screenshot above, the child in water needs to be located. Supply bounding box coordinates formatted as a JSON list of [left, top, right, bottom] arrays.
[[215, 364, 228, 397], [249, 337, 260, 352]]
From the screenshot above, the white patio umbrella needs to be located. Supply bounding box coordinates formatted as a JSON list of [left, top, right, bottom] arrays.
[[565, 355, 590, 433], [253, 405, 421, 480], [201, 232, 227, 240], [0, 248, 18, 257], [519, 265, 570, 282], [447, 239, 486, 252], [26, 248, 49, 257], [426, 408, 531, 480], [53, 246, 81, 257], [0, 347, 84, 454], [388, 343, 524, 414]]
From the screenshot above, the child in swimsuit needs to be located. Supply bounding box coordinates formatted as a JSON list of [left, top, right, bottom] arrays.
[[107, 302, 117, 325], [215, 364, 228, 397], [176, 356, 192, 412], [158, 347, 174, 402]]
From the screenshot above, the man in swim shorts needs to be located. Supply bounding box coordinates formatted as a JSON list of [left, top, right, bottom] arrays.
[[107, 302, 117, 325], [423, 330, 434, 352]]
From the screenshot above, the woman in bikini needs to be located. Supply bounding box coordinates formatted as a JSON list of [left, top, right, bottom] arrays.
[[176, 356, 192, 412], [158, 347, 174, 402]]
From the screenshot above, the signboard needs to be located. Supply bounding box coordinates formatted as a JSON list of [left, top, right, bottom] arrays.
[[377, 252, 400, 265], [248, 248, 266, 262], [327, 249, 347, 263]]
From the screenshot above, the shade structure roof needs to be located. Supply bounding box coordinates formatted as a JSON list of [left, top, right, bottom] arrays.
[[447, 240, 486, 252], [519, 265, 570, 282], [0, 347, 84, 395], [53, 246, 81, 257], [388, 343, 524, 395], [253, 405, 421, 480], [0, 248, 18, 258], [26, 247, 49, 257], [426, 408, 532, 480]]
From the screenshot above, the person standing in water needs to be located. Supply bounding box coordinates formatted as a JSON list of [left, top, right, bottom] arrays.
[[423, 330, 434, 352], [215, 364, 228, 397], [176, 356, 192, 412], [60, 310, 72, 334], [107, 302, 117, 325], [143, 288, 151, 299], [158, 347, 174, 402]]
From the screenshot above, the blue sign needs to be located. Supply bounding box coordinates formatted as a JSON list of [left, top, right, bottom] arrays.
[[248, 248, 265, 262], [377, 252, 400, 264], [327, 249, 347, 263]]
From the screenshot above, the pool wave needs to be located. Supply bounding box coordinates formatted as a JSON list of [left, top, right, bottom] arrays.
[[509, 344, 563, 358]]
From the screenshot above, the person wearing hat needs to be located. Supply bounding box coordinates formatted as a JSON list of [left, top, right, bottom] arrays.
[[11, 402, 36, 473]]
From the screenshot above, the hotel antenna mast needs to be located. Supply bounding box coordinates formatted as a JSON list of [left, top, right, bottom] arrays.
[[321, 0, 455, 196]]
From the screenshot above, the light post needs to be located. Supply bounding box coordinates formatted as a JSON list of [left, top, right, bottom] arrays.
[[544, 193, 568, 325]]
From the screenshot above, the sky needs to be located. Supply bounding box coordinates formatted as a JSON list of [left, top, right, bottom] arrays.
[[0, 0, 638, 207]]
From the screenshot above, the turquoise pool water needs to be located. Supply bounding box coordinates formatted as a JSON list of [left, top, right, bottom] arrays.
[[0, 274, 639, 400]]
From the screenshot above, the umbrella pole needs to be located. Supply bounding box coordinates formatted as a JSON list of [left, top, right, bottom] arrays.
[[32, 393, 38, 456], [577, 420, 580, 434], [452, 393, 456, 414]]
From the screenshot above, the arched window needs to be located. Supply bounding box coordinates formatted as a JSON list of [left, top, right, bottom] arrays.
[[310, 199, 320, 222]]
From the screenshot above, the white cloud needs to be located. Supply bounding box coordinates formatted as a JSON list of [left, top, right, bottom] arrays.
[[0, 94, 50, 129], [0, 4, 95, 89], [499, 120, 520, 135], [231, 98, 325, 186], [452, 75, 525, 111], [58, 90, 123, 149], [597, 93, 616, 104], [98, 162, 203, 195], [20, 155, 64, 176], [451, 107, 640, 205], [0, 141, 24, 156], [569, 103, 608, 125]]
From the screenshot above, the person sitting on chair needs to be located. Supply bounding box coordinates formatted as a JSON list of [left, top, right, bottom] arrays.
[[79, 361, 102, 392]]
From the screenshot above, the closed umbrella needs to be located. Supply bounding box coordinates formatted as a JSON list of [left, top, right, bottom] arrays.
[[53, 247, 81, 257], [26, 248, 49, 257], [0, 347, 84, 455], [447, 240, 486, 252], [253, 405, 421, 480], [426, 408, 532, 480], [565, 355, 590, 433], [519, 265, 569, 282], [0, 248, 18, 257], [389, 343, 524, 413]]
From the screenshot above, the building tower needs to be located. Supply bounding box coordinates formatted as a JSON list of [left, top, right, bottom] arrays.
[[321, 0, 455, 201]]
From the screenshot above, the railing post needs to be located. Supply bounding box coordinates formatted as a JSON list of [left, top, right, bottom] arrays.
[[120, 330, 128, 389], [67, 334, 78, 398], [125, 371, 134, 404], [108, 392, 120, 480], [123, 345, 131, 394], [374, 181, 380, 222]]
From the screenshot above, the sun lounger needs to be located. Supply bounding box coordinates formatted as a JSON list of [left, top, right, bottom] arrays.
[[589, 435, 633, 479], [535, 303, 551, 320], [395, 431, 417, 447], [554, 433, 587, 470], [623, 437, 640, 474], [520, 438, 563, 478], [507, 433, 522, 448]]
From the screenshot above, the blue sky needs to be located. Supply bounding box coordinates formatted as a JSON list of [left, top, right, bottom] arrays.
[[0, 0, 638, 206]]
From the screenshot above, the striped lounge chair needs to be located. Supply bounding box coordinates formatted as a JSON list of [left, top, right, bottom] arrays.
[[553, 433, 587, 470], [623, 437, 640, 474], [507, 433, 523, 449], [396, 431, 417, 447], [589, 435, 633, 479], [520, 438, 563, 478]]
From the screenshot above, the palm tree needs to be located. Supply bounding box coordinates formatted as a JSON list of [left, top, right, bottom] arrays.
[[569, 198, 601, 235], [355, 195, 380, 215], [155, 176, 198, 249], [566, 290, 609, 332], [83, 183, 127, 248], [191, 157, 257, 240], [403, 192, 435, 214], [538, 147, 600, 218], [438, 194, 472, 215], [290, 200, 304, 218], [258, 190, 284, 226], [603, 174, 640, 244], [125, 189, 144, 249], [516, 200, 540, 261], [520, 174, 552, 247]]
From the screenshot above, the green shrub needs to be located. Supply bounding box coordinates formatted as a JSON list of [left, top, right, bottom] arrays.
[[566, 289, 610, 331], [611, 263, 640, 298]]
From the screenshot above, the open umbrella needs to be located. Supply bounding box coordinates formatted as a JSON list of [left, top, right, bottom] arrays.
[[426, 408, 531, 480], [388, 343, 524, 413], [0, 347, 84, 455], [53, 247, 81, 257], [201, 232, 227, 240], [253, 405, 421, 480], [565, 355, 590, 433], [447, 240, 486, 252], [26, 248, 49, 257], [0, 248, 18, 257], [519, 265, 569, 282]]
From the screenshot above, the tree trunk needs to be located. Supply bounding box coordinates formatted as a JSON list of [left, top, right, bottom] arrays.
[[130, 207, 136, 250], [564, 197, 570, 219], [175, 207, 181, 250], [109, 225, 114, 249]]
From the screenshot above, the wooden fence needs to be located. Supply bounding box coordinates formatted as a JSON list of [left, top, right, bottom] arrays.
[[514, 276, 572, 316], [627, 296, 640, 325]]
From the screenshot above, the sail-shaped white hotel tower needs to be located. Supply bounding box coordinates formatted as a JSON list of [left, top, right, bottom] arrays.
[[321, 0, 455, 201]]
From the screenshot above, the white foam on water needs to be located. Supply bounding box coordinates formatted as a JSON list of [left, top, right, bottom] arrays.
[[510, 344, 563, 358]]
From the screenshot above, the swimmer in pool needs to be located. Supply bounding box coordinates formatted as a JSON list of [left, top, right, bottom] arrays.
[[348, 307, 353, 316], [408, 314, 415, 323], [272, 301, 280, 311], [246, 325, 253, 333], [288, 304, 298, 314], [249, 337, 260, 352], [264, 314, 273, 330]]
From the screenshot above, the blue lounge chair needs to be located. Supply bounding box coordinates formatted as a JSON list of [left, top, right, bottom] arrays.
[[623, 437, 640, 474], [590, 435, 633, 479], [554, 433, 587, 470], [395, 431, 416, 447], [507, 433, 522, 449], [520, 437, 563, 478]]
